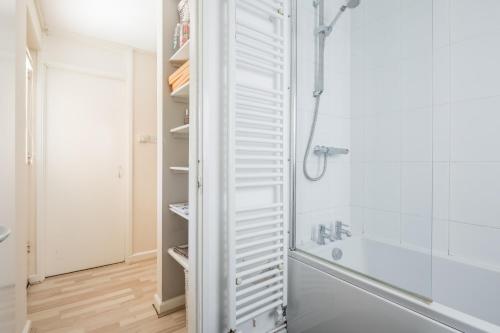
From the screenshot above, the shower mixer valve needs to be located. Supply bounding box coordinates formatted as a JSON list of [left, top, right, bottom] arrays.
[[313, 145, 349, 156]]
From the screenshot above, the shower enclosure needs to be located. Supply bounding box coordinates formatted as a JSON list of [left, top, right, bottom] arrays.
[[291, 0, 500, 331]]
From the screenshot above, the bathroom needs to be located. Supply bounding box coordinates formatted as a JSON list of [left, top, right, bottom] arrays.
[[2, 0, 500, 332]]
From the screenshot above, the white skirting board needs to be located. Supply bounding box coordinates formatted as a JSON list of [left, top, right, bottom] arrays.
[[22, 320, 32, 333], [153, 294, 185, 315], [126, 249, 157, 264], [28, 274, 45, 284]]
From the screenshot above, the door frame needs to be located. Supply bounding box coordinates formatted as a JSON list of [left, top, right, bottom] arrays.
[[33, 50, 134, 281]]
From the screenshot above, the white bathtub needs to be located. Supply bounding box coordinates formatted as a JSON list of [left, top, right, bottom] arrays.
[[293, 237, 500, 332]]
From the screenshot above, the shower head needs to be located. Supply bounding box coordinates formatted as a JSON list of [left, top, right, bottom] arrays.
[[345, 0, 361, 9], [316, 0, 361, 37]]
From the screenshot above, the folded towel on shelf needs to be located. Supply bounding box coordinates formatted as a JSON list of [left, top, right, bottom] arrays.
[[168, 60, 190, 91]]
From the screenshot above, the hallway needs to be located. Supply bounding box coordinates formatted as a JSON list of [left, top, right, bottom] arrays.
[[28, 260, 186, 333]]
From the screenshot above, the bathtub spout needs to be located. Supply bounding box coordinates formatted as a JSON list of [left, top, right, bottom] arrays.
[[317, 224, 333, 245]]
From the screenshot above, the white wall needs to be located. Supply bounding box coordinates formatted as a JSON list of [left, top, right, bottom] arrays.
[[199, 0, 225, 330], [0, 2, 20, 332], [132, 51, 157, 254], [41, 34, 128, 78], [15, 0, 29, 330], [295, 0, 352, 246]]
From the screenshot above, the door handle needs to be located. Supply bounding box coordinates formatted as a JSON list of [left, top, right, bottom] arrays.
[[0, 225, 11, 243]]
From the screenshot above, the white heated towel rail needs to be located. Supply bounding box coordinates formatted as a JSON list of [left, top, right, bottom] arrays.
[[227, 0, 290, 331]]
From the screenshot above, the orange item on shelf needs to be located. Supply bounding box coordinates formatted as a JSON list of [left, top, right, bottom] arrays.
[[172, 71, 189, 91], [168, 60, 190, 86]]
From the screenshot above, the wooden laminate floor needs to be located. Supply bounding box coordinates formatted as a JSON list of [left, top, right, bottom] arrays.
[[28, 259, 186, 333]]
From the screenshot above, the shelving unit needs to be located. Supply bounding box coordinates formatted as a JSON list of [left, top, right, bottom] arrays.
[[168, 9, 190, 269], [169, 203, 189, 220], [170, 166, 189, 173], [171, 81, 189, 101], [170, 123, 189, 135], [169, 39, 190, 67], [168, 247, 188, 270], [156, 0, 195, 326]]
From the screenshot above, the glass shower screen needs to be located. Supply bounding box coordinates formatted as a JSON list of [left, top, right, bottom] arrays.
[[293, 0, 433, 298]]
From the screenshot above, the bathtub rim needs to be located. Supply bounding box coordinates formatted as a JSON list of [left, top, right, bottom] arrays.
[[289, 249, 499, 333]]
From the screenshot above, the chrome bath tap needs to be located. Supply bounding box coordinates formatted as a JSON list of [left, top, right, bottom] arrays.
[[317, 221, 352, 245], [334, 221, 351, 240], [317, 224, 333, 245]]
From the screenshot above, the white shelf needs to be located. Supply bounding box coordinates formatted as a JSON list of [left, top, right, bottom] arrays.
[[170, 166, 189, 173], [169, 203, 189, 220], [170, 124, 189, 135], [169, 40, 190, 67], [168, 247, 188, 270], [171, 81, 189, 101]]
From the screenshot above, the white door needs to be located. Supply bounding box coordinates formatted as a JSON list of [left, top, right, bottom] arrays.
[[44, 67, 127, 276]]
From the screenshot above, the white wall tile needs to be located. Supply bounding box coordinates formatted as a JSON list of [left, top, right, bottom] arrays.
[[401, 109, 432, 162], [350, 162, 365, 207], [296, 160, 334, 214], [350, 206, 365, 236], [350, 1, 365, 30], [295, 212, 315, 247], [449, 222, 500, 268], [297, 162, 350, 214], [350, 117, 365, 162], [401, 214, 432, 250], [451, 96, 500, 162], [364, 208, 400, 243], [364, 112, 400, 162], [450, 0, 500, 43], [325, 161, 351, 208], [364, 12, 400, 69], [433, 162, 450, 220], [432, 219, 449, 255], [400, 55, 433, 110], [433, 104, 450, 162], [450, 163, 500, 228], [364, 65, 401, 115], [433, 46, 451, 106], [351, 25, 365, 58], [399, 0, 432, 60], [433, 0, 450, 49], [401, 163, 432, 217], [363, 0, 400, 25], [451, 36, 500, 101], [364, 162, 400, 212], [322, 72, 351, 118], [325, 29, 351, 75], [350, 50, 366, 119]]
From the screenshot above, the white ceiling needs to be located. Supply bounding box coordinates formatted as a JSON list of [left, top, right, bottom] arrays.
[[38, 0, 157, 52]]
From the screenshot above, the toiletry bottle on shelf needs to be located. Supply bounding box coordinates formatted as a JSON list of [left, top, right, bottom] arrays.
[[172, 23, 181, 51]]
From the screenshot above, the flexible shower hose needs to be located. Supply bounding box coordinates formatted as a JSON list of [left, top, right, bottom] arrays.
[[303, 95, 328, 181]]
